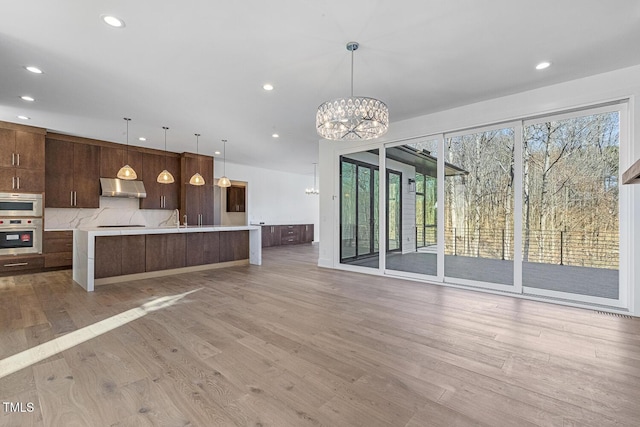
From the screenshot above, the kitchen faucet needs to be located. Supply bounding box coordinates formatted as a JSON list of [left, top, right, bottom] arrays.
[[174, 209, 180, 228], [183, 214, 188, 227]]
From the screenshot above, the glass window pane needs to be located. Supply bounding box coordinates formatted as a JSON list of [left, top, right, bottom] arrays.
[[357, 166, 372, 257], [341, 161, 357, 259], [522, 111, 619, 299]]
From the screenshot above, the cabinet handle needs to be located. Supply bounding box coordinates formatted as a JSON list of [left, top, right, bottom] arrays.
[[74, 191, 77, 206], [163, 196, 166, 208], [16, 153, 20, 166], [12, 176, 15, 189], [4, 262, 28, 267], [16, 176, 20, 189], [70, 191, 74, 206], [11, 153, 15, 166]]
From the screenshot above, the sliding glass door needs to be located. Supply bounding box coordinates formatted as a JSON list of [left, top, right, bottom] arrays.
[[522, 106, 622, 304], [444, 126, 516, 290], [337, 102, 626, 309]]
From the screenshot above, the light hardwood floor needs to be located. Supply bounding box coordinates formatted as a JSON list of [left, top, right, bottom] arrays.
[[1, 244, 639, 426]]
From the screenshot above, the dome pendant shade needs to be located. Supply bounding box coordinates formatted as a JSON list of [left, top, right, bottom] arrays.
[[157, 169, 175, 184], [189, 133, 206, 186], [189, 172, 205, 186], [157, 126, 175, 184], [316, 42, 388, 141], [117, 164, 137, 180], [218, 176, 231, 187], [119, 117, 138, 180]]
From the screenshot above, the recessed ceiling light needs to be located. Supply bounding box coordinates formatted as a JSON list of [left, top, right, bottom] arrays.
[[20, 96, 35, 102], [535, 61, 551, 70], [272, 133, 279, 138], [25, 66, 43, 74], [138, 137, 146, 141], [17, 115, 30, 120], [263, 83, 274, 91], [214, 151, 221, 155], [101, 15, 125, 28]]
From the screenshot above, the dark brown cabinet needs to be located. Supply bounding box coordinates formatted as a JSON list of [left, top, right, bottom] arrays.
[[45, 139, 100, 208], [94, 235, 146, 279], [0, 254, 44, 274], [43, 231, 73, 268], [181, 153, 214, 226], [302, 224, 314, 243], [140, 152, 180, 210], [145, 233, 186, 272], [0, 128, 45, 192], [261, 224, 314, 247], [219, 230, 249, 262], [186, 232, 220, 266], [261, 225, 280, 248], [100, 145, 143, 180], [226, 185, 245, 212]]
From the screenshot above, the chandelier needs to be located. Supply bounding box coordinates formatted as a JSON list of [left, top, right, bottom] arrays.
[[305, 163, 319, 195], [316, 42, 388, 141]]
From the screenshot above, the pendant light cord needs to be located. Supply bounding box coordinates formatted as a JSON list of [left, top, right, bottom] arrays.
[[124, 117, 131, 165], [163, 126, 169, 170], [222, 139, 227, 176], [350, 48, 354, 98]]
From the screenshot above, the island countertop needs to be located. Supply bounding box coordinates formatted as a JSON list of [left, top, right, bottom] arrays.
[[73, 225, 262, 292]]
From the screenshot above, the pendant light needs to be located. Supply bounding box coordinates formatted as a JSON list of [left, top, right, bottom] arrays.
[[217, 139, 231, 187], [189, 133, 205, 186], [157, 126, 175, 184], [305, 163, 319, 195], [117, 117, 138, 180], [316, 42, 389, 141]]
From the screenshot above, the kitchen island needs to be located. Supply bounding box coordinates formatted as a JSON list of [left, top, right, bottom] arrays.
[[73, 225, 261, 291]]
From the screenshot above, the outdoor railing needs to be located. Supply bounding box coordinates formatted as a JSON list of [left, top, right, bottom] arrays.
[[443, 227, 618, 269]]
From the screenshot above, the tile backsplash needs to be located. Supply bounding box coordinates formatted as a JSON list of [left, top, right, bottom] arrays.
[[45, 197, 176, 230]]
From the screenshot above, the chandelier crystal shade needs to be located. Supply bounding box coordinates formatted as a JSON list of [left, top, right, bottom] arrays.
[[157, 126, 175, 184], [117, 118, 138, 180], [316, 42, 388, 141], [189, 133, 205, 186]]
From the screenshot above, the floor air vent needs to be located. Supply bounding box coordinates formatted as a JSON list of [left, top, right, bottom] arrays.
[[596, 311, 634, 319]]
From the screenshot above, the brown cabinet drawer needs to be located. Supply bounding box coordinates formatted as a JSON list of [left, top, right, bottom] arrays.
[[0, 255, 45, 273], [280, 225, 301, 244], [44, 252, 73, 268], [44, 237, 73, 253]]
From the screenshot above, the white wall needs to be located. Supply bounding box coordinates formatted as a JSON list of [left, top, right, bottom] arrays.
[[216, 160, 320, 241], [319, 64, 640, 315]]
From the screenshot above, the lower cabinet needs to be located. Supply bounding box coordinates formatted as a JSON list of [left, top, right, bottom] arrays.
[[0, 255, 44, 274], [145, 234, 186, 272], [186, 232, 220, 266], [262, 224, 313, 247], [43, 231, 73, 268], [219, 231, 249, 262], [95, 231, 248, 279], [95, 235, 145, 279]]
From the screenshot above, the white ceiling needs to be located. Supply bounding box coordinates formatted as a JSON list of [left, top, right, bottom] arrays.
[[2, 1, 640, 175]]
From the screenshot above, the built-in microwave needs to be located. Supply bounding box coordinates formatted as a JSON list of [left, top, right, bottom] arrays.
[[0, 193, 43, 217], [0, 218, 43, 255]]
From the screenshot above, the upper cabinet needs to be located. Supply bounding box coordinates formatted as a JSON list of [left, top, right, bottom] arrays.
[[226, 185, 246, 212], [140, 152, 180, 210], [0, 126, 45, 192], [45, 138, 100, 208], [100, 145, 143, 179], [180, 153, 214, 225]]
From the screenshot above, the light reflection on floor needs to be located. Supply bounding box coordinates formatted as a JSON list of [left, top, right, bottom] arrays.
[[0, 288, 201, 380]]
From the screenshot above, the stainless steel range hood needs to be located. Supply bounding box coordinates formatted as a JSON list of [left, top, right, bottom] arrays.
[[100, 178, 147, 198]]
